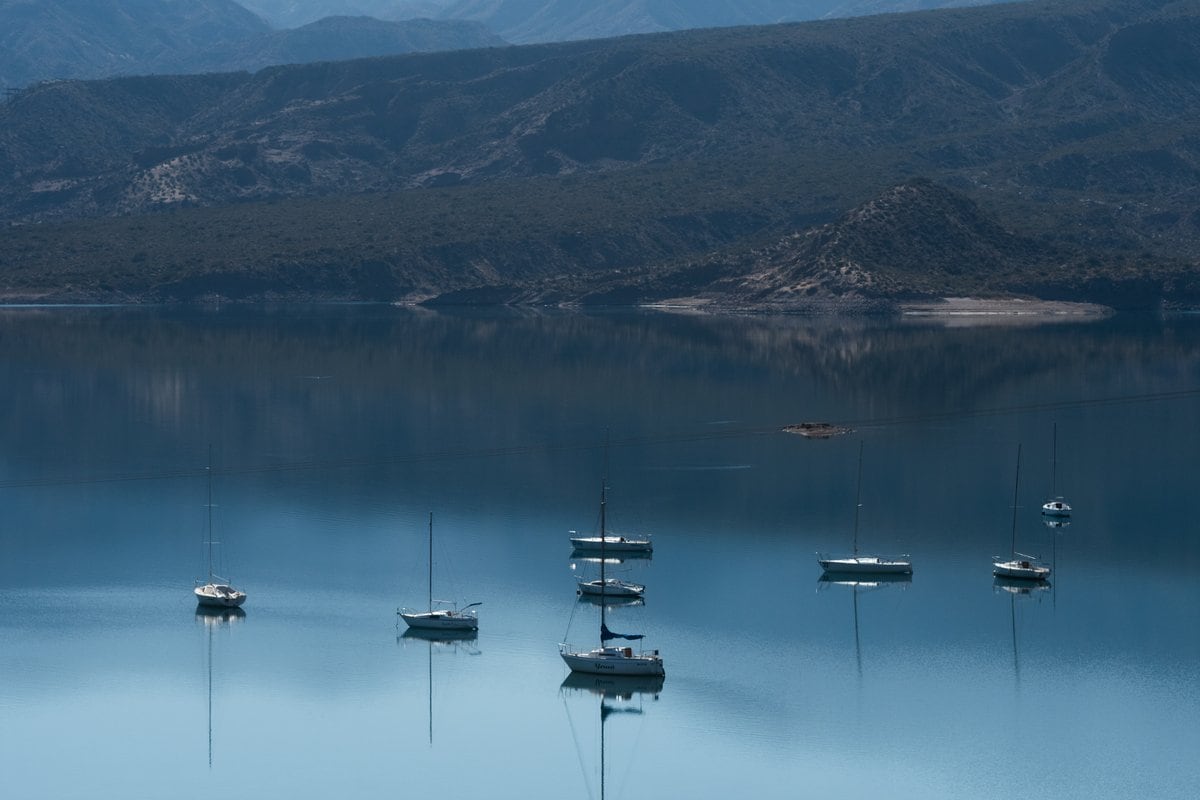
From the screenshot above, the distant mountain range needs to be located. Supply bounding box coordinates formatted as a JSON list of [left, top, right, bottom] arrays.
[[0, 0, 1197, 310], [240, 0, 1009, 41], [238, 1, 452, 29], [0, 0, 267, 87], [176, 16, 504, 74], [0, 0, 1009, 89], [0, 0, 503, 89]]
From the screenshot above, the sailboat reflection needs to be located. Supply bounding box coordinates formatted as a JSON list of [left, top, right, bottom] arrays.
[[817, 573, 910, 678], [572, 549, 652, 563], [195, 606, 245, 769], [561, 673, 664, 800], [575, 592, 645, 609], [992, 576, 1052, 596], [399, 627, 479, 646], [993, 576, 1049, 687], [398, 627, 479, 744], [196, 606, 247, 625]]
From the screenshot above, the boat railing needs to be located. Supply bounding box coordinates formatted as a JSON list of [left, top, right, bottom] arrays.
[[817, 551, 910, 561]]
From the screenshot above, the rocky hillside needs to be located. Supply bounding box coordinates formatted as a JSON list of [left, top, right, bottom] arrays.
[[709, 179, 1057, 307], [3, 0, 1195, 224], [1, 174, 1195, 310], [0, 0, 1198, 310]]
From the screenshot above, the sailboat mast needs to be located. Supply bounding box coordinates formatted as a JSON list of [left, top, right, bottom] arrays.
[[852, 441, 864, 556], [207, 616, 213, 768], [600, 699, 606, 800], [1051, 422, 1058, 496], [427, 512, 433, 613], [599, 479, 607, 630], [1011, 443, 1022, 557], [206, 445, 214, 582], [427, 638, 433, 745], [852, 586, 862, 680]]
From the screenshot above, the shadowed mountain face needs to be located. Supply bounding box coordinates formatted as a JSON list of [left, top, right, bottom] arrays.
[[1, 0, 1192, 220], [0, 0, 1197, 309]]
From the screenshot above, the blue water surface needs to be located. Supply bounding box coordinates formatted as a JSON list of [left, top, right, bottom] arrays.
[[0, 306, 1196, 799]]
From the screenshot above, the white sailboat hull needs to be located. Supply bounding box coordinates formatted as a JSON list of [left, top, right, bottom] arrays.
[[992, 559, 1051, 580], [560, 646, 665, 677], [577, 577, 645, 597], [400, 610, 478, 630], [194, 584, 246, 608], [818, 555, 912, 574], [570, 536, 652, 553]]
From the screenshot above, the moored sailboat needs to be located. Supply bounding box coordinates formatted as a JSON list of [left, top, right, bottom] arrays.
[[569, 532, 653, 554], [576, 479, 645, 598], [399, 512, 480, 631], [561, 478, 663, 677], [993, 444, 1051, 581], [194, 448, 246, 609], [1041, 422, 1072, 518], [818, 442, 912, 575], [559, 624, 665, 677]]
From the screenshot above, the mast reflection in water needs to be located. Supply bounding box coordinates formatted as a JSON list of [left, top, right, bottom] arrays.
[[561, 674, 664, 800], [399, 627, 479, 745], [196, 607, 245, 769]]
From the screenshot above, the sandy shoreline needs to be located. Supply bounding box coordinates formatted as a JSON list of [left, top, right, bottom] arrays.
[[900, 297, 1111, 324]]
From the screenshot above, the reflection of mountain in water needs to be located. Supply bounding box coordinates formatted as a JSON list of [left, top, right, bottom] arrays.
[[5, 309, 1199, 446], [4, 307, 1196, 578]]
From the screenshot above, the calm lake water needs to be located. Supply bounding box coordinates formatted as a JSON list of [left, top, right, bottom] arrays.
[[1, 306, 1197, 799]]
